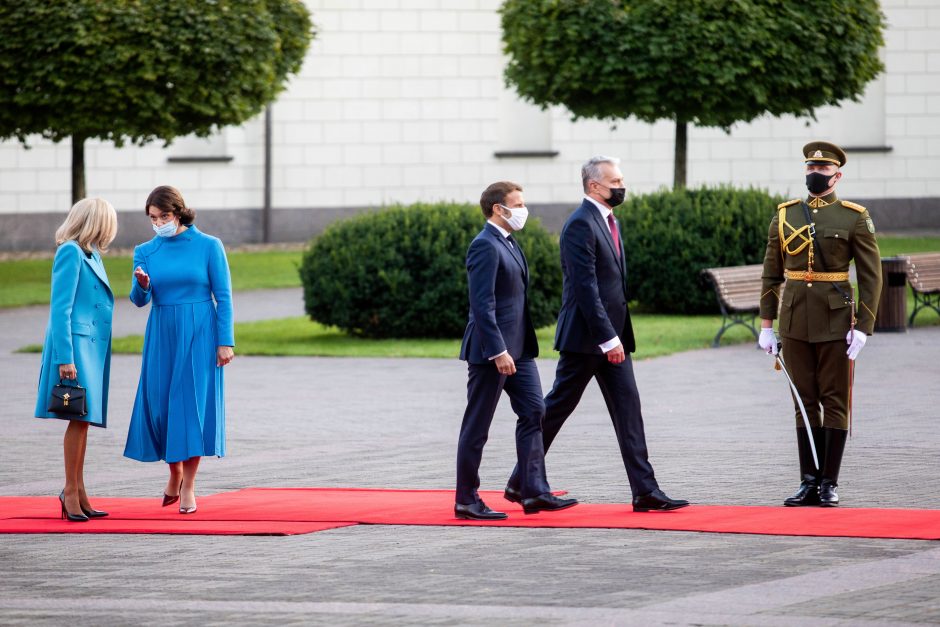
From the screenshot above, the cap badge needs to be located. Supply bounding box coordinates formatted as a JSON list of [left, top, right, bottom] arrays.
[[813, 150, 823, 158]]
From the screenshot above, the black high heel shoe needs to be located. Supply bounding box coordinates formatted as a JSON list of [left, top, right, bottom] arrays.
[[80, 504, 109, 518], [59, 491, 89, 522], [162, 479, 183, 507]]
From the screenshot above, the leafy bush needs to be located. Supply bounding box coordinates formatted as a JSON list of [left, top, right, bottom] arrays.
[[615, 187, 785, 314], [299, 203, 561, 339]]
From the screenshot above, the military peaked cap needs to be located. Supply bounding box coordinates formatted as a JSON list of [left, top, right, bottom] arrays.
[[803, 141, 847, 167]]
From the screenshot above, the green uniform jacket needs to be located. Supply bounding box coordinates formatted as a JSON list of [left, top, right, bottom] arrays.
[[760, 193, 882, 342]]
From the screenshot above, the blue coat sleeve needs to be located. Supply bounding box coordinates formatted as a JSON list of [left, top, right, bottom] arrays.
[[129, 245, 152, 307], [563, 217, 617, 345], [49, 243, 82, 365], [466, 237, 505, 358], [209, 238, 235, 346]]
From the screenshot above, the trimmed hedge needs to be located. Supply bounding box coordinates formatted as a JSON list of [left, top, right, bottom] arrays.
[[299, 203, 562, 339], [615, 186, 785, 314]]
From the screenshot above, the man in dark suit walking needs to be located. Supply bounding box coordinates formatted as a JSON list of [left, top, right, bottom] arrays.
[[455, 181, 578, 520], [505, 157, 689, 512]]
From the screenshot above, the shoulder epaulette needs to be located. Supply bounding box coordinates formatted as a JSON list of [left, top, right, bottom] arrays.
[[777, 199, 800, 209], [842, 200, 866, 213]]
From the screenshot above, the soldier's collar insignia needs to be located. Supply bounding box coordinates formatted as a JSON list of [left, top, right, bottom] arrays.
[[808, 196, 832, 209]]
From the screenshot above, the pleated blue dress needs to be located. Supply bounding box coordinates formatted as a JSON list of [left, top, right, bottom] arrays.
[[123, 225, 234, 463]]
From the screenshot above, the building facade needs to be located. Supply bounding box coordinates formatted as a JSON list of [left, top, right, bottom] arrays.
[[2, 0, 939, 251]]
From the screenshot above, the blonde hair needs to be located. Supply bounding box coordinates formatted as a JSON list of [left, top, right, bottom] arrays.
[[55, 198, 119, 252]]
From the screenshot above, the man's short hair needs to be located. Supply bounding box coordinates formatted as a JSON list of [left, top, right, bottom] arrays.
[[581, 156, 620, 193], [480, 181, 523, 218]]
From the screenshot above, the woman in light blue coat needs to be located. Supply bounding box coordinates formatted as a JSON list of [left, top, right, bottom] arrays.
[[35, 198, 118, 522], [124, 186, 234, 514]]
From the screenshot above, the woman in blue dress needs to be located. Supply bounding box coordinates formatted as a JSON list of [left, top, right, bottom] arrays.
[[123, 186, 234, 514], [35, 198, 118, 521]]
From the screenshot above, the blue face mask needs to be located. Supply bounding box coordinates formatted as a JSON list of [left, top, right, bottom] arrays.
[[153, 221, 178, 238]]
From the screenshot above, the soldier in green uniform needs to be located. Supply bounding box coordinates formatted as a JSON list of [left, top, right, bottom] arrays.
[[758, 141, 882, 507]]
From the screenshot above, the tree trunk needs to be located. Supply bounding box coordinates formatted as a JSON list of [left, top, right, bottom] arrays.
[[71, 135, 86, 204], [673, 119, 687, 189]]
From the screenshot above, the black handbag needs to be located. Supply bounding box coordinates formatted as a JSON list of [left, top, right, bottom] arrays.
[[48, 381, 87, 417]]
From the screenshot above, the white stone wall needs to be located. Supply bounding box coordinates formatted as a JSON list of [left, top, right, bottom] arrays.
[[1, 0, 938, 216]]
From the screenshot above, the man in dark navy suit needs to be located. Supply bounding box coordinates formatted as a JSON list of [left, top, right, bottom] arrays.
[[505, 157, 689, 512], [455, 181, 578, 520]]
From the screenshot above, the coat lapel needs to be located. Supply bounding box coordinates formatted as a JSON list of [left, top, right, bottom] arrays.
[[486, 223, 527, 279], [583, 200, 625, 278], [84, 250, 113, 297]]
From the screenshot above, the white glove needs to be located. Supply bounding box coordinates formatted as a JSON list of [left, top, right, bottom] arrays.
[[758, 328, 778, 355], [846, 329, 867, 360]]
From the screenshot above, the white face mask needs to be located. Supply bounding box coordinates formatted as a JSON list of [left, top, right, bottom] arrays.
[[499, 204, 529, 231], [153, 221, 178, 238]]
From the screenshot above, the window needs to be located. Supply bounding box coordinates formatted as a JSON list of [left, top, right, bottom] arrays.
[[494, 89, 557, 158], [167, 130, 233, 163]]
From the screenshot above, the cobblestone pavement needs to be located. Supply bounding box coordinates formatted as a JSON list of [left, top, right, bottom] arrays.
[[2, 289, 939, 626]]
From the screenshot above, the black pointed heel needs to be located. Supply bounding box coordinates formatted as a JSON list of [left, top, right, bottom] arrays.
[[162, 479, 182, 507], [80, 505, 109, 518], [59, 491, 89, 522]]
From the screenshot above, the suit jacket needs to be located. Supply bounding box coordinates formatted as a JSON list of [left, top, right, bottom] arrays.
[[554, 199, 636, 354], [35, 240, 114, 426], [459, 222, 538, 364]]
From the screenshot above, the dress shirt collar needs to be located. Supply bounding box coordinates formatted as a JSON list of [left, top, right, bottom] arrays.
[[487, 220, 512, 240], [584, 195, 613, 220]]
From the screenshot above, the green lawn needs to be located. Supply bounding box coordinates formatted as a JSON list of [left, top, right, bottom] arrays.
[[0, 250, 302, 308], [92, 286, 936, 360], [875, 234, 940, 257], [89, 314, 763, 359], [10, 234, 940, 359], [2, 235, 935, 309]]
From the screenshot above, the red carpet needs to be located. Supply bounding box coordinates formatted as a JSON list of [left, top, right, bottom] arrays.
[[0, 518, 354, 535], [3, 488, 939, 539]]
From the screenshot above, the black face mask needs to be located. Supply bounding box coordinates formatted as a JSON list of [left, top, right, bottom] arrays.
[[600, 185, 626, 207], [806, 172, 834, 195]]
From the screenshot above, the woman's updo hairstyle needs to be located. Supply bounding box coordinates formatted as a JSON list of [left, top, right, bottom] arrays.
[[145, 185, 195, 225]]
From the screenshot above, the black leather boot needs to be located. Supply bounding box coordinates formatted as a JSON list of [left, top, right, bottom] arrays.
[[819, 428, 848, 507], [784, 428, 820, 507]]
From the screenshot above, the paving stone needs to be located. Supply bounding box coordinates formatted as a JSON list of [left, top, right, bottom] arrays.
[[2, 289, 939, 625]]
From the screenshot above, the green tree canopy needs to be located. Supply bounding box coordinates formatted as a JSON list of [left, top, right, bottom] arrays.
[[0, 0, 314, 201], [500, 0, 885, 187]]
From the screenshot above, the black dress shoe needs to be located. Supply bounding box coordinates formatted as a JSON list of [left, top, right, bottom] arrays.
[[632, 489, 690, 512], [503, 485, 522, 503], [454, 501, 508, 521], [784, 477, 820, 507], [522, 493, 578, 514], [818, 479, 839, 507]]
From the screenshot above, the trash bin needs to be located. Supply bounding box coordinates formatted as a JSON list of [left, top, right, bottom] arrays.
[[874, 256, 908, 333]]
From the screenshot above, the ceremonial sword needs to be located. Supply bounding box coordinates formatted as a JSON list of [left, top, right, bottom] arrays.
[[774, 345, 819, 470]]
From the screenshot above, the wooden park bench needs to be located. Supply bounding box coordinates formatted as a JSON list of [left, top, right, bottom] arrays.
[[701, 263, 766, 347], [903, 252, 940, 327]]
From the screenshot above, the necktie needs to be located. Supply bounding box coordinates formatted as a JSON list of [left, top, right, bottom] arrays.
[[607, 213, 621, 259]]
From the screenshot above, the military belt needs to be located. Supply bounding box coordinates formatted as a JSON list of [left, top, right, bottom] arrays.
[[785, 270, 849, 282]]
